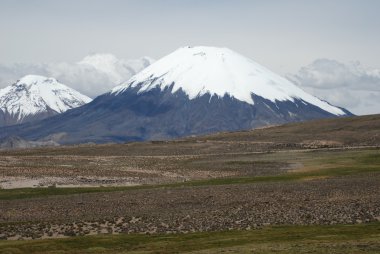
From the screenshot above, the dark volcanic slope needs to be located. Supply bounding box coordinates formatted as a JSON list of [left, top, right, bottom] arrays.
[[0, 114, 378, 157], [0, 109, 58, 127], [0, 87, 352, 145]]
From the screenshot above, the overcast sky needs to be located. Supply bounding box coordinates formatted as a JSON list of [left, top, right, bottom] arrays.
[[1, 0, 379, 115]]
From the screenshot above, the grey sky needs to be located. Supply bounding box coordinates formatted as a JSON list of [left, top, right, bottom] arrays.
[[1, 0, 380, 74], [1, 0, 379, 115]]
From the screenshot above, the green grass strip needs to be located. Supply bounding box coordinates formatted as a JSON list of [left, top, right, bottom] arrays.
[[0, 223, 380, 254]]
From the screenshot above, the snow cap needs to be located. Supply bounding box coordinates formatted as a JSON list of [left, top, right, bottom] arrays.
[[112, 46, 345, 116]]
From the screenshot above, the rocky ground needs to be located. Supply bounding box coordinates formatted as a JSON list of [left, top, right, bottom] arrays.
[[0, 142, 293, 189], [1, 173, 379, 240]]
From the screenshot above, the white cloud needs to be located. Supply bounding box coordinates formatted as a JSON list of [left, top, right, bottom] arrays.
[[290, 59, 380, 115], [0, 54, 154, 98]]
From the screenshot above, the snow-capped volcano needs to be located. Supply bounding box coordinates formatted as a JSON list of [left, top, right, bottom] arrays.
[[0, 75, 92, 126], [113, 46, 345, 116], [0, 47, 352, 144]]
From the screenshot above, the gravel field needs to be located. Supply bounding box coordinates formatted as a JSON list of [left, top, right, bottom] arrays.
[[1, 173, 379, 240]]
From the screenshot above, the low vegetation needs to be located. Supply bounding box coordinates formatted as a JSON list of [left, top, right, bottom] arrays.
[[0, 223, 379, 253]]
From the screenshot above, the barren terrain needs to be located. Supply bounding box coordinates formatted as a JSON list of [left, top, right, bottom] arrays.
[[0, 114, 379, 253]]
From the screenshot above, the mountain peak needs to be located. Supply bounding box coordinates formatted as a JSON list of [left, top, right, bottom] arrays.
[[112, 46, 345, 116], [17, 74, 57, 87], [0, 75, 92, 125]]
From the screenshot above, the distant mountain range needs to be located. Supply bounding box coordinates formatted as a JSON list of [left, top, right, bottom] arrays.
[[0, 46, 352, 146]]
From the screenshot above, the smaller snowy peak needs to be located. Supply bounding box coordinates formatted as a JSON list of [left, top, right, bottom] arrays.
[[0, 75, 92, 121], [112, 46, 346, 116], [18, 75, 56, 85]]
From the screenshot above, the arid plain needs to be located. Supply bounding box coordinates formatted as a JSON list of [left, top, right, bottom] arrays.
[[0, 114, 379, 253]]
